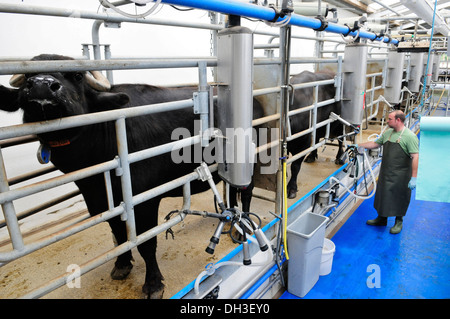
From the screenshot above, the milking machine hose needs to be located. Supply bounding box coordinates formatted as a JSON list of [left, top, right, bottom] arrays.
[[193, 228, 273, 296], [330, 146, 377, 200]]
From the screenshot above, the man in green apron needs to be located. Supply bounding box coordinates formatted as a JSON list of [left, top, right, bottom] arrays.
[[354, 110, 419, 234]]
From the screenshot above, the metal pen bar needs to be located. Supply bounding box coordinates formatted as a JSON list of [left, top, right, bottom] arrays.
[[291, 78, 335, 90], [0, 3, 222, 31], [0, 98, 194, 140], [0, 58, 217, 75], [0, 147, 24, 252], [0, 190, 82, 229], [20, 205, 189, 299], [311, 86, 319, 148], [0, 57, 341, 75], [0, 159, 119, 205], [115, 117, 136, 242], [0, 203, 125, 263], [104, 169, 115, 212], [0, 56, 335, 76], [132, 164, 217, 207]]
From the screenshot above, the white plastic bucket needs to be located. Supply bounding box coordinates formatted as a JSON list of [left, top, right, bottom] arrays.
[[319, 238, 335, 276]]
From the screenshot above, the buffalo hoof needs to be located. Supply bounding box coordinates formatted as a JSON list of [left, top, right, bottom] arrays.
[[304, 155, 317, 163], [287, 189, 297, 199], [110, 264, 133, 280], [142, 283, 165, 299]]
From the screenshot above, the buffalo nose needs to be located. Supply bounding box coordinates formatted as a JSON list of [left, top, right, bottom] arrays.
[[27, 75, 62, 93]]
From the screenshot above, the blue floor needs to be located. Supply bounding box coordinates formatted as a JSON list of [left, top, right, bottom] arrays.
[[281, 189, 450, 299]]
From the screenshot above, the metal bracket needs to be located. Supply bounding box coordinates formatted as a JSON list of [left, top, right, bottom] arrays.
[[104, 21, 121, 28]]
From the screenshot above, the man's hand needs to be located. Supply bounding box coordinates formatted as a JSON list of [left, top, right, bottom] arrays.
[[408, 177, 417, 190]]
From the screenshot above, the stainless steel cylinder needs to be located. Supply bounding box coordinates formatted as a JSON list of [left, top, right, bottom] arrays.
[[384, 50, 405, 104], [341, 43, 368, 126], [216, 26, 255, 188]]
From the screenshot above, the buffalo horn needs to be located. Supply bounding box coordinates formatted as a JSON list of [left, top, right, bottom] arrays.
[[9, 74, 26, 87], [85, 71, 111, 91]]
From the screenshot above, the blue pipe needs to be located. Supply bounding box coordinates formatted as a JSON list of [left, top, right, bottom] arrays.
[[160, 0, 399, 45]]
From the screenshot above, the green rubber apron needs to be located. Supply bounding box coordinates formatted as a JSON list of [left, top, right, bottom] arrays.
[[374, 128, 412, 217]]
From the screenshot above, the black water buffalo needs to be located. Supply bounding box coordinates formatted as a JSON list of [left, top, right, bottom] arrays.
[[0, 54, 263, 298], [286, 70, 343, 198]]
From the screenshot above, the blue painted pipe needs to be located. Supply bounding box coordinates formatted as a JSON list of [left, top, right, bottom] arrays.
[[160, 0, 399, 45]]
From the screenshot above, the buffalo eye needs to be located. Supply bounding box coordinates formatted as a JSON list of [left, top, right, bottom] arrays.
[[74, 72, 84, 82]]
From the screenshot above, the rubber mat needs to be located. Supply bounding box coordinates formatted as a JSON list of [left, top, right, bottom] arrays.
[[281, 189, 450, 299]]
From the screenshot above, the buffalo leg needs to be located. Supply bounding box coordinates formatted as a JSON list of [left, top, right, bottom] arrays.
[[135, 198, 165, 299], [76, 177, 134, 280], [287, 156, 304, 199], [228, 185, 238, 210], [304, 149, 318, 163], [240, 181, 254, 213], [228, 181, 253, 213], [286, 136, 309, 199], [108, 217, 134, 280], [335, 139, 344, 164]]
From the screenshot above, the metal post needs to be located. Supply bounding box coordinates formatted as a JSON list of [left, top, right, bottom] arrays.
[[91, 20, 103, 61], [0, 147, 24, 252], [115, 117, 137, 243], [196, 61, 210, 147], [335, 55, 342, 102], [104, 44, 114, 84], [311, 85, 318, 148], [277, 24, 291, 238]]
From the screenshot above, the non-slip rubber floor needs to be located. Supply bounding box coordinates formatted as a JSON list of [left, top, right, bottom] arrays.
[[281, 189, 450, 299]]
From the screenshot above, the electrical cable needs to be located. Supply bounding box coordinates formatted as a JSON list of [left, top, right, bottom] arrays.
[[282, 160, 289, 261]]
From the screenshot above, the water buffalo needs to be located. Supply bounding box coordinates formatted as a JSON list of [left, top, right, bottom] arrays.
[[0, 54, 263, 298], [286, 70, 343, 198]]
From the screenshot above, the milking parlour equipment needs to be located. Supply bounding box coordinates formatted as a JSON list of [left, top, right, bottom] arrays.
[[325, 36, 432, 205], [320, 40, 380, 205], [165, 18, 272, 290]]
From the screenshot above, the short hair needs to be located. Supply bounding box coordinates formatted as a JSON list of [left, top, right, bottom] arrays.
[[390, 110, 406, 123]]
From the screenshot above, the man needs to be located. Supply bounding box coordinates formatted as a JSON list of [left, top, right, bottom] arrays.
[[355, 110, 419, 234]]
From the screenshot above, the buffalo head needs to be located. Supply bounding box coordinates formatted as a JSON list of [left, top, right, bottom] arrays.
[[0, 54, 130, 144]]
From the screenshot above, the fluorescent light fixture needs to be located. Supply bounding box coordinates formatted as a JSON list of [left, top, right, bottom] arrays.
[[401, 0, 450, 35]]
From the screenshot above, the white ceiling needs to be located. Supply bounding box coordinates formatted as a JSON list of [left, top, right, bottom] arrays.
[[314, 0, 450, 35]]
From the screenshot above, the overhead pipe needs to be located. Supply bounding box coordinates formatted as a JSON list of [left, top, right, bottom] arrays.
[[159, 0, 399, 45]]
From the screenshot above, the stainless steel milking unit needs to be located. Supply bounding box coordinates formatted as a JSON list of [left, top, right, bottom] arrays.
[[341, 42, 368, 127], [216, 23, 255, 189]]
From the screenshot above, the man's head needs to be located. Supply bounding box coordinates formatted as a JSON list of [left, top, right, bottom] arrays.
[[387, 110, 406, 131]]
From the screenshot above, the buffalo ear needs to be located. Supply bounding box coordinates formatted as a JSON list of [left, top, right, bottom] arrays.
[[92, 92, 130, 110], [0, 85, 20, 112]]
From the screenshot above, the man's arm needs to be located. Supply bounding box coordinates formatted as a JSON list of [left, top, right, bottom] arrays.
[[411, 153, 419, 178], [357, 141, 381, 150]]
